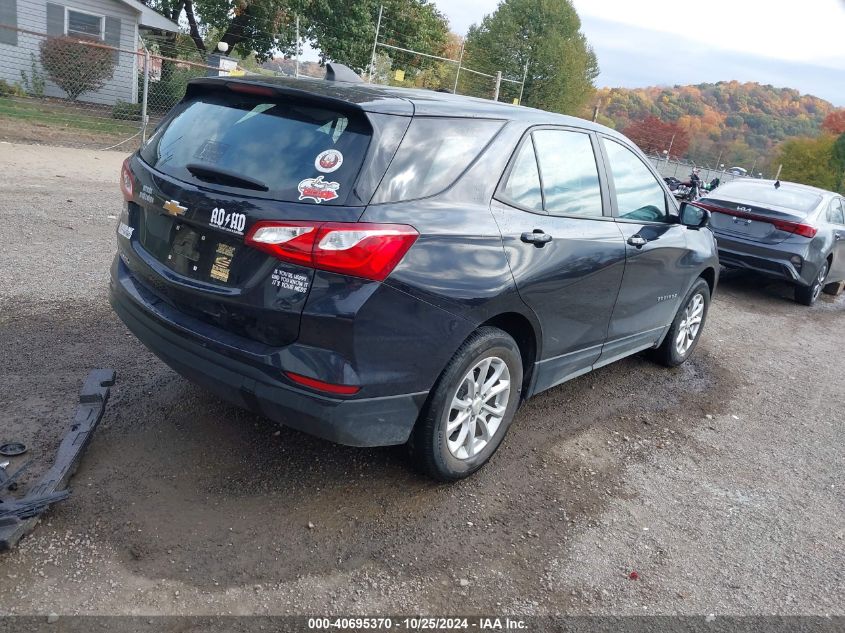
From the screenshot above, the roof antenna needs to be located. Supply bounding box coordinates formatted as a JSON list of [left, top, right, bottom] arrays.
[[774, 180, 781, 189]]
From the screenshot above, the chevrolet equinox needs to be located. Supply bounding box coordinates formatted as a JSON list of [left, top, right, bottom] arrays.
[[110, 69, 718, 480]]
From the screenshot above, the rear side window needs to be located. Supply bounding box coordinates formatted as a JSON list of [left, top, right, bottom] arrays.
[[501, 139, 543, 212], [140, 92, 372, 204], [829, 198, 845, 225], [533, 130, 603, 217], [372, 118, 503, 203]]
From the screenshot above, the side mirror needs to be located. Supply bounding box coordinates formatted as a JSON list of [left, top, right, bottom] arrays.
[[679, 202, 710, 229]]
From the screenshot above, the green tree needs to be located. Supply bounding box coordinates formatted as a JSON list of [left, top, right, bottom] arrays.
[[142, 0, 447, 67], [832, 132, 845, 193], [461, 0, 598, 113], [777, 136, 837, 191]]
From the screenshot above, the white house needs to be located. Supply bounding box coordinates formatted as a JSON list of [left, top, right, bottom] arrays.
[[0, 0, 178, 105]]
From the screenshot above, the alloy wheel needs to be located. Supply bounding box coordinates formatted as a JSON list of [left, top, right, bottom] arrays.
[[812, 263, 829, 302], [675, 292, 705, 357], [446, 356, 511, 460]]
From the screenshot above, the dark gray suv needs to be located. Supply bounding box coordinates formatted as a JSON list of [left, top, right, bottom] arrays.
[[110, 72, 718, 480]]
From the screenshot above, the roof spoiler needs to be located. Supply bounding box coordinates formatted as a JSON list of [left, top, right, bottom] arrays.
[[325, 63, 363, 83]]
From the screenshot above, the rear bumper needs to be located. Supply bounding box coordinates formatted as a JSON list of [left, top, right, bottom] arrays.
[[715, 235, 812, 286], [110, 256, 427, 447]]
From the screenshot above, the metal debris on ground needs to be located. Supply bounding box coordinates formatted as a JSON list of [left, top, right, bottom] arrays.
[[0, 368, 116, 551]]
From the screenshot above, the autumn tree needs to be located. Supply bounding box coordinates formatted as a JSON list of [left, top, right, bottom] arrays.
[[462, 0, 598, 113], [39, 37, 116, 101], [623, 116, 690, 157], [821, 110, 845, 135]]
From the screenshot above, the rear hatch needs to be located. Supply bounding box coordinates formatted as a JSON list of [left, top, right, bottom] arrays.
[[123, 80, 410, 346], [699, 181, 823, 244]]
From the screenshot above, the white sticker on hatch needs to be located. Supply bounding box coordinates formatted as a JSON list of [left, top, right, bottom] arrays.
[[118, 222, 134, 239], [298, 176, 340, 204], [209, 207, 246, 234], [272, 268, 310, 293], [314, 149, 343, 173]]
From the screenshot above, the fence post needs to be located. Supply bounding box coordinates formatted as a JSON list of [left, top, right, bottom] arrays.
[[368, 5, 383, 83], [518, 61, 528, 105], [452, 40, 464, 94], [493, 71, 502, 101], [295, 15, 300, 78], [141, 47, 150, 144]]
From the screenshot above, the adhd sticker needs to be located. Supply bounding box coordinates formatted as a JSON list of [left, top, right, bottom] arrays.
[[298, 176, 340, 204], [314, 149, 343, 173]]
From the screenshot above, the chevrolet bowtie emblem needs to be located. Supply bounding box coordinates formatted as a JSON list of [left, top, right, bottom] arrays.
[[163, 199, 187, 216]]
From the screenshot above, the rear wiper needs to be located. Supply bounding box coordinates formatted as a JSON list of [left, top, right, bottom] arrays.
[[185, 163, 269, 192]]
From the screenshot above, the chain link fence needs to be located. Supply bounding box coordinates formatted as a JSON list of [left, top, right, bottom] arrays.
[[0, 21, 277, 150], [646, 154, 748, 186]]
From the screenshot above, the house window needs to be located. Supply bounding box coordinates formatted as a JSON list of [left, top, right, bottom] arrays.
[[66, 8, 103, 39]]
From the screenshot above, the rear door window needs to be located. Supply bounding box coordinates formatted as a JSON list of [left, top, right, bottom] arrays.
[[533, 129, 603, 217], [140, 92, 372, 205], [601, 138, 670, 223], [372, 118, 503, 203]]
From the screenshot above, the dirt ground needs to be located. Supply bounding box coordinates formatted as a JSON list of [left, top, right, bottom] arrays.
[[0, 141, 843, 616]]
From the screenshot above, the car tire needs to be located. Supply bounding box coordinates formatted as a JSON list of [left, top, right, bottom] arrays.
[[651, 278, 711, 368], [795, 260, 829, 306], [409, 327, 523, 481]]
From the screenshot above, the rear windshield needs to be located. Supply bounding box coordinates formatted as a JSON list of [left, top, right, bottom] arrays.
[[140, 91, 371, 205], [372, 117, 504, 203], [711, 181, 823, 214]]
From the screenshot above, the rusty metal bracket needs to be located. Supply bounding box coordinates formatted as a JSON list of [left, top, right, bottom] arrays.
[[0, 369, 116, 551]]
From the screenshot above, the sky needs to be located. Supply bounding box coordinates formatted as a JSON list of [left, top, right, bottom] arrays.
[[428, 0, 845, 106]]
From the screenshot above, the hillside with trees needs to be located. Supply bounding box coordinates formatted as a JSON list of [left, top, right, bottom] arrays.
[[593, 82, 836, 168]]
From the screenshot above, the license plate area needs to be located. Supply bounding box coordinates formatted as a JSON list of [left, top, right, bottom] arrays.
[[137, 206, 246, 286]]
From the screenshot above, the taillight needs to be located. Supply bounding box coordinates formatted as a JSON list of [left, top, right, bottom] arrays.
[[771, 220, 817, 238], [284, 371, 360, 395], [245, 221, 419, 282], [698, 202, 817, 238], [120, 158, 133, 200]]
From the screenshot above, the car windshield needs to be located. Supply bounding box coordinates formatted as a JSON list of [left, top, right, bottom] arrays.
[[140, 91, 372, 204], [711, 181, 822, 214]]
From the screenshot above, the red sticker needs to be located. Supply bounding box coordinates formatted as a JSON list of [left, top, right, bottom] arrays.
[[298, 176, 340, 203]]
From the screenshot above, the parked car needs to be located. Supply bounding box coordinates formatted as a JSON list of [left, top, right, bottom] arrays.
[[726, 167, 747, 176], [110, 68, 719, 480], [698, 179, 845, 305]]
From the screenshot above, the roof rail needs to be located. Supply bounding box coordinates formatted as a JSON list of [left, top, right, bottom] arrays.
[[325, 63, 363, 83]]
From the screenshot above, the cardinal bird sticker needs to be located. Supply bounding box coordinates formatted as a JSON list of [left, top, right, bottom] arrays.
[[314, 149, 344, 174], [298, 176, 340, 203]]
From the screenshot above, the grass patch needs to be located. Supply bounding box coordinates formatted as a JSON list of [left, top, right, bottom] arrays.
[[0, 96, 139, 137]]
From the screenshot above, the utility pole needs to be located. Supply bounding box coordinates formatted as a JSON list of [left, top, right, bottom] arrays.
[[592, 104, 599, 122], [295, 15, 300, 78], [493, 71, 502, 102], [452, 40, 464, 94], [666, 133, 675, 162], [368, 5, 383, 83]]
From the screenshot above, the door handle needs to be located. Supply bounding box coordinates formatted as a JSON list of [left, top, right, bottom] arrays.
[[627, 235, 648, 247], [521, 230, 553, 246]]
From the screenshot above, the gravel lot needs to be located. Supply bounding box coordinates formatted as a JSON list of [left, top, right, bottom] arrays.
[[0, 141, 843, 616]]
